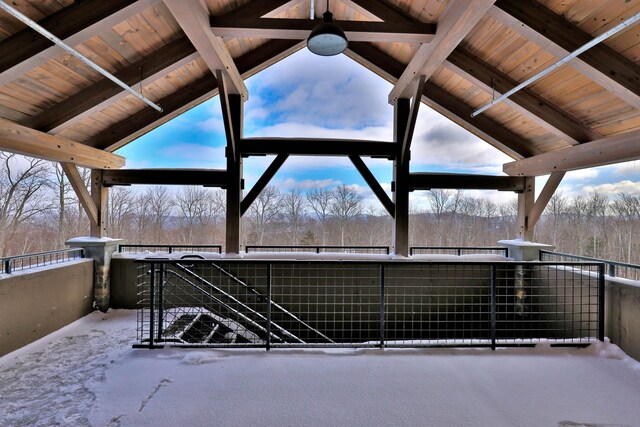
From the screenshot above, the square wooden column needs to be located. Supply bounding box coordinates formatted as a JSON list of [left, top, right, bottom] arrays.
[[225, 94, 243, 253], [517, 176, 535, 240], [90, 169, 108, 237], [393, 98, 411, 256]]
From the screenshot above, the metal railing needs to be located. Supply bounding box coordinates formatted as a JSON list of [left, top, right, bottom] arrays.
[[245, 245, 390, 254], [135, 258, 604, 350], [119, 244, 223, 254], [410, 246, 509, 256], [0, 248, 84, 274], [540, 250, 640, 281]]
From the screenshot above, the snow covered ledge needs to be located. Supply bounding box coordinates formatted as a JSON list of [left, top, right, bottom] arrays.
[[66, 237, 123, 313], [498, 239, 554, 261]]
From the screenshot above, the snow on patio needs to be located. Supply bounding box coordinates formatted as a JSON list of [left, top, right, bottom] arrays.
[[1, 311, 640, 427]]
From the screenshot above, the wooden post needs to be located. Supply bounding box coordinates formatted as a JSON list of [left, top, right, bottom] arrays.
[[90, 169, 107, 237], [517, 176, 535, 240], [393, 98, 410, 256], [225, 94, 243, 253]]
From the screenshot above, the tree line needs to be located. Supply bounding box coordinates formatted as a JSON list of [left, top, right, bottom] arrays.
[[1, 152, 639, 265]]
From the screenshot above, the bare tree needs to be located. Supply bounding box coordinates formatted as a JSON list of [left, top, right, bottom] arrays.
[[175, 186, 211, 245], [307, 188, 333, 245], [282, 189, 306, 244], [108, 186, 135, 238], [147, 186, 174, 243], [330, 184, 363, 246], [248, 185, 281, 245]]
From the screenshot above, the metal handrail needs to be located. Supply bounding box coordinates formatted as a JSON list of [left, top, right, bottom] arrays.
[[1, 248, 85, 274], [119, 244, 223, 254], [409, 246, 508, 256], [540, 250, 640, 279], [245, 245, 390, 254]]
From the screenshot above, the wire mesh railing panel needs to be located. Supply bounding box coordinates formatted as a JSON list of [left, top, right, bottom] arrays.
[[410, 246, 508, 256], [1, 248, 84, 274], [270, 263, 381, 346], [494, 263, 603, 344], [245, 246, 318, 253], [540, 250, 640, 281], [245, 245, 390, 254], [120, 245, 222, 254], [385, 264, 493, 347]]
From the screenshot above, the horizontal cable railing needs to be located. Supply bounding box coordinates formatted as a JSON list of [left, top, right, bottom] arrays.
[[245, 245, 390, 255], [0, 248, 84, 274], [540, 250, 640, 281], [135, 258, 604, 350], [119, 244, 222, 254], [410, 246, 509, 256]]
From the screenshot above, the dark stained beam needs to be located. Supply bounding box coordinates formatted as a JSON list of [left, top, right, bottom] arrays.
[[102, 169, 227, 187], [241, 154, 289, 216], [346, 42, 540, 159], [241, 138, 397, 157], [349, 155, 395, 217], [210, 16, 435, 43], [400, 75, 425, 165], [409, 173, 526, 192], [444, 48, 601, 145], [0, 0, 158, 86], [25, 36, 197, 132], [490, 0, 640, 110], [392, 99, 410, 256], [88, 39, 302, 152], [217, 70, 238, 160]]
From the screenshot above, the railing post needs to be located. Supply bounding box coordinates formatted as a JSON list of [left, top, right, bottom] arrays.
[[457, 248, 462, 256], [380, 264, 385, 349], [316, 246, 320, 254], [157, 263, 165, 342], [266, 263, 272, 351], [598, 263, 605, 342], [4, 259, 11, 274], [490, 264, 497, 351], [149, 262, 156, 349], [607, 263, 616, 277]]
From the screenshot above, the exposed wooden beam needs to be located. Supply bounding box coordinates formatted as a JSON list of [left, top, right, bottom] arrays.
[[90, 169, 108, 238], [213, 0, 294, 22], [388, 0, 495, 102], [346, 42, 539, 159], [527, 171, 565, 230], [0, 118, 124, 169], [409, 173, 526, 192], [217, 70, 238, 160], [226, 94, 244, 254], [503, 129, 640, 176], [490, 0, 640, 110], [341, 0, 422, 23], [241, 154, 289, 216], [102, 169, 227, 187], [400, 75, 425, 165], [392, 99, 410, 256], [24, 36, 197, 133], [517, 176, 535, 240], [210, 16, 435, 43], [444, 48, 601, 145], [0, 0, 158, 87], [93, 40, 303, 152], [61, 162, 98, 225], [349, 155, 394, 217], [241, 138, 396, 157], [164, 0, 247, 99]]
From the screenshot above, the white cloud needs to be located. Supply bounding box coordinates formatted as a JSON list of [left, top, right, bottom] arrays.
[[613, 160, 640, 177], [584, 180, 640, 196], [274, 178, 342, 190], [564, 169, 599, 181]]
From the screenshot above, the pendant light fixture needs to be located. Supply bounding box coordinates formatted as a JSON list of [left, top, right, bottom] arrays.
[[307, 1, 348, 56]]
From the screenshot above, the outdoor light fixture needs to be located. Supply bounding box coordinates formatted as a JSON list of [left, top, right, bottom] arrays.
[[307, 5, 348, 56]]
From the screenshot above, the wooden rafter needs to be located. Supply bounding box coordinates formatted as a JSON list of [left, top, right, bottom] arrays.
[[388, 0, 495, 102], [102, 169, 227, 187], [217, 70, 238, 160], [210, 16, 435, 43], [503, 129, 640, 176], [349, 155, 395, 217], [444, 48, 601, 145], [60, 162, 98, 225], [0, 118, 124, 169], [24, 36, 198, 133], [0, 0, 158, 87], [526, 171, 565, 230], [89, 40, 302, 152], [490, 0, 640, 110], [241, 154, 289, 216], [164, 0, 247, 99], [399, 75, 425, 166], [241, 138, 396, 157], [409, 173, 526, 192], [346, 42, 539, 159], [341, 0, 422, 23]]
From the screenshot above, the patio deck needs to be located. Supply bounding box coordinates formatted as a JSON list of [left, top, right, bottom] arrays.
[[1, 310, 639, 427]]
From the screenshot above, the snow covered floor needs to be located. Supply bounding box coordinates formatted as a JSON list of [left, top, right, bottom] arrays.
[[1, 311, 640, 427]]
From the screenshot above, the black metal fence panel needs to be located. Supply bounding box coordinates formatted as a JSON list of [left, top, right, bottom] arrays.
[[245, 245, 390, 255], [540, 250, 640, 281], [0, 248, 84, 274], [135, 259, 604, 350], [409, 246, 509, 257], [120, 244, 222, 254]]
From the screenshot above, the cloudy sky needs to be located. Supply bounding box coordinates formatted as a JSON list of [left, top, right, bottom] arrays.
[[117, 49, 640, 211]]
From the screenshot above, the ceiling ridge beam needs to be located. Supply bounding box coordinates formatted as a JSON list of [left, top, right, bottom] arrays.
[[24, 36, 197, 133], [209, 17, 435, 43], [0, 118, 124, 169], [241, 154, 289, 216], [444, 48, 601, 145], [490, 0, 640, 110], [0, 0, 158, 87], [388, 0, 495, 102], [164, 0, 247, 99], [346, 42, 539, 159], [503, 129, 640, 176], [349, 155, 395, 217]]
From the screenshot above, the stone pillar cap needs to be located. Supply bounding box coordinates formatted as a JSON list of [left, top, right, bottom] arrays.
[[66, 237, 124, 247]]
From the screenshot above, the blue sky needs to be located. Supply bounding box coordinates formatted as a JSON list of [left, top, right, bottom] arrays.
[[117, 48, 640, 211]]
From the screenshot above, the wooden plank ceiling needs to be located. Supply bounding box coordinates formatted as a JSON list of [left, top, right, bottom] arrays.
[[0, 0, 640, 173]]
